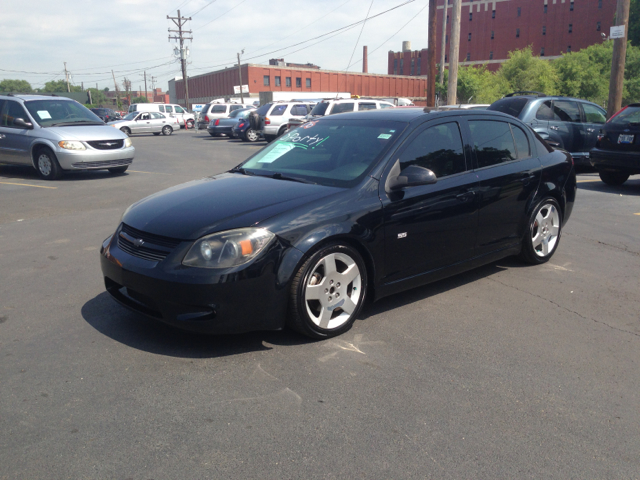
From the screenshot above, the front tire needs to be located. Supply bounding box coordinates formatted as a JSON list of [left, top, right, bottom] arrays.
[[599, 171, 629, 186], [520, 198, 562, 264], [35, 148, 62, 180], [288, 243, 367, 339], [162, 125, 173, 136], [108, 166, 128, 174], [186, 119, 195, 129]]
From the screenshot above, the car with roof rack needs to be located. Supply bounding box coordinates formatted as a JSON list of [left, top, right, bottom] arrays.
[[0, 94, 134, 180], [487, 92, 607, 169]]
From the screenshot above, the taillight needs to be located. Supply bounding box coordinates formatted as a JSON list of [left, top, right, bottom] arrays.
[[265, 117, 270, 125], [205, 115, 210, 122], [215, 119, 220, 126], [607, 105, 628, 123], [238, 123, 245, 128]]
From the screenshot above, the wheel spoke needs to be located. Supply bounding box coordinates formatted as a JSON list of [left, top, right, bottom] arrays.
[[321, 254, 337, 275], [305, 284, 323, 300], [340, 297, 357, 315], [549, 225, 559, 236], [536, 211, 545, 225], [532, 232, 543, 248], [318, 307, 333, 329], [339, 264, 359, 285], [541, 237, 549, 256]]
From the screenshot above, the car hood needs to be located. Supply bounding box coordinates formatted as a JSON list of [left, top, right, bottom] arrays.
[[122, 172, 342, 240], [46, 125, 127, 140]]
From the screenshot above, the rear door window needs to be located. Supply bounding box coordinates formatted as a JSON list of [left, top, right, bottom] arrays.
[[536, 101, 554, 120], [331, 103, 355, 114], [358, 103, 377, 111], [270, 105, 287, 116], [468, 120, 518, 168], [165, 106, 174, 114], [159, 105, 165, 112], [552, 101, 581, 122], [290, 105, 308, 116], [230, 105, 243, 112], [210, 105, 227, 113]]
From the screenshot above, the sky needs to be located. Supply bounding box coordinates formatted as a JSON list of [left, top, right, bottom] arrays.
[[0, 0, 430, 93]]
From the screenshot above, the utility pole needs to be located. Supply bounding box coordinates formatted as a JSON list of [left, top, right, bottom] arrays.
[[168, 10, 193, 110], [64, 62, 70, 92], [237, 50, 245, 103], [151, 76, 157, 97], [112, 70, 121, 110], [447, 0, 462, 105], [426, 0, 437, 107], [439, 4, 447, 87], [143, 71, 148, 102], [607, 0, 631, 118]]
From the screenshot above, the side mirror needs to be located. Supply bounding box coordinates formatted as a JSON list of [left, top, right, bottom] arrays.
[[386, 160, 437, 192], [14, 118, 33, 129]]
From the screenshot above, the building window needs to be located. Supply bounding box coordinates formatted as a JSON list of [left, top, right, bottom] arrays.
[[263, 75, 270, 86], [393, 58, 397, 74], [492, 9, 495, 18], [296, 77, 301, 88], [489, 51, 493, 60], [446, 34, 448, 43], [306, 78, 311, 88], [597, 22, 601, 31], [411, 58, 416, 75], [286, 77, 291, 87], [447, 14, 449, 24], [544, 4, 547, 13], [570, 1, 574, 11], [468, 33, 472, 41], [567, 45, 571, 52], [543, 26, 546, 35], [469, 13, 472, 21], [568, 24, 572, 33], [516, 28, 520, 38], [517, 7, 521, 16], [417, 62, 421, 75], [598, 0, 602, 8], [445, 54, 448, 62], [275, 76, 281, 87], [466, 52, 471, 61], [400, 59, 404, 74], [541, 47, 545, 56], [491, 30, 494, 39]]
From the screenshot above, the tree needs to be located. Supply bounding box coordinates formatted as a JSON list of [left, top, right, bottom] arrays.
[[132, 96, 149, 103], [103, 87, 110, 92], [43, 79, 82, 92], [629, 0, 640, 46], [553, 42, 611, 104], [86, 88, 108, 106], [435, 65, 506, 105], [497, 46, 559, 95], [0, 79, 32, 93]]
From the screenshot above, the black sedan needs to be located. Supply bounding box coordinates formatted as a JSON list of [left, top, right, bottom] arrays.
[[590, 103, 640, 185], [100, 108, 576, 339]]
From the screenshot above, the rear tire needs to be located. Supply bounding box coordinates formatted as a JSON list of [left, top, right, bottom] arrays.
[[162, 125, 173, 136], [599, 171, 629, 186], [519, 197, 562, 265], [108, 166, 128, 174], [245, 128, 259, 142], [120, 127, 131, 136], [35, 147, 63, 180]]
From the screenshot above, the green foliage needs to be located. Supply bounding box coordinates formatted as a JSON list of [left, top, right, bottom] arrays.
[[436, 65, 507, 105], [630, 0, 640, 47], [553, 42, 612, 104], [103, 87, 110, 92], [0, 79, 33, 93], [497, 46, 559, 95], [86, 88, 108, 106], [132, 96, 149, 103], [43, 79, 82, 92]]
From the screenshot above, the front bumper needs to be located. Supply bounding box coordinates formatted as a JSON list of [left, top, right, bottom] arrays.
[[590, 148, 640, 175], [99, 227, 291, 334], [56, 146, 135, 170]]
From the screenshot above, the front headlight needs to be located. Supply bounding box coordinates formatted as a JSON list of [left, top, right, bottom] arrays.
[[182, 228, 275, 269], [124, 138, 132, 148], [58, 140, 86, 150]]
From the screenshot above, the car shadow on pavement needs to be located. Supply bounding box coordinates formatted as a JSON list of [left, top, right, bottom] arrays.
[[577, 177, 640, 196], [0, 164, 129, 182], [81, 292, 316, 358]]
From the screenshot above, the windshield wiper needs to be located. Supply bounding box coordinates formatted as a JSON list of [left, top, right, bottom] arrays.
[[271, 172, 314, 184], [48, 120, 104, 127], [229, 167, 254, 175]]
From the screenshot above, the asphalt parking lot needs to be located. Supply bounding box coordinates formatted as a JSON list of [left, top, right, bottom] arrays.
[[1, 129, 640, 479]]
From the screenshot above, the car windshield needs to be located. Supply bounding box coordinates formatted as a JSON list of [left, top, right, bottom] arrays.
[[487, 97, 530, 118], [25, 100, 103, 127], [310, 103, 330, 116], [123, 112, 138, 120], [610, 106, 640, 125], [239, 119, 406, 187]]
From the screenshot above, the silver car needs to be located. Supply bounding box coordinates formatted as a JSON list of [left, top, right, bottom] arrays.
[[0, 94, 134, 180], [109, 111, 179, 136]]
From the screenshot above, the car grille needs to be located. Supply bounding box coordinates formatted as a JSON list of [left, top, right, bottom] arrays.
[[87, 139, 125, 150], [71, 158, 132, 169], [117, 223, 183, 262]]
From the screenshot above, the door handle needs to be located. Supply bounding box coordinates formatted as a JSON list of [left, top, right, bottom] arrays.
[[456, 191, 476, 201], [587, 128, 595, 133], [550, 126, 560, 131], [0, 134, 5, 139], [520, 173, 536, 185]]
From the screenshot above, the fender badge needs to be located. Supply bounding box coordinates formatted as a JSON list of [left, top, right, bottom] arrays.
[[398, 232, 407, 239]]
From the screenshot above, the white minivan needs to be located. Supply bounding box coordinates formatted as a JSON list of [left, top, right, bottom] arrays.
[[128, 103, 195, 129]]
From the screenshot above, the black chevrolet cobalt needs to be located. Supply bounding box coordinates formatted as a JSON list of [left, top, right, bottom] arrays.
[[100, 108, 576, 338]]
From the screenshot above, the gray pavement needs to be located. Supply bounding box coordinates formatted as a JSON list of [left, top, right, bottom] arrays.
[[1, 130, 639, 479]]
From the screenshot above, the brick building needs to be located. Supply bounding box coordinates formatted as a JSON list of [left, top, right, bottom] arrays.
[[389, 0, 617, 74], [171, 61, 428, 108]]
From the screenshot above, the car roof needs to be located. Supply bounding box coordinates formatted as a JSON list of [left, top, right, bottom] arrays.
[[1, 94, 77, 102], [320, 107, 517, 123]]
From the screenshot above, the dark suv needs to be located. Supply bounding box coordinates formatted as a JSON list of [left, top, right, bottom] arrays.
[[91, 108, 119, 123], [487, 92, 607, 168]]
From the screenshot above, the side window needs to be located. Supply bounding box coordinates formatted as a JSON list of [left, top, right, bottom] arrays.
[[398, 122, 467, 178], [536, 101, 554, 120], [511, 125, 531, 159], [582, 103, 606, 124], [331, 103, 355, 114], [175, 106, 185, 113], [290, 105, 307, 116], [210, 105, 227, 113], [230, 105, 243, 112], [379, 103, 394, 109], [468, 120, 517, 168], [159, 105, 165, 112], [553, 100, 581, 122], [358, 103, 377, 111], [140, 113, 150, 120], [270, 105, 287, 116], [165, 106, 174, 113], [1, 100, 30, 128]]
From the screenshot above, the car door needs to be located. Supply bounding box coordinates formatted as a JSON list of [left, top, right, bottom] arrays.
[[132, 113, 151, 133], [149, 112, 166, 132], [549, 100, 585, 156], [381, 120, 479, 286], [580, 102, 607, 152], [468, 118, 542, 255], [0, 99, 34, 165]]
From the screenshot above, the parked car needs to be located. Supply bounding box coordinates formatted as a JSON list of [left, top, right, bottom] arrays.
[[252, 101, 315, 142], [487, 92, 607, 169], [91, 108, 119, 123], [232, 113, 263, 142], [207, 107, 255, 137], [197, 102, 254, 130], [306, 98, 396, 121], [438, 104, 490, 110], [109, 111, 179, 136], [100, 108, 575, 339], [128, 103, 195, 129], [0, 94, 134, 179], [590, 103, 640, 185]]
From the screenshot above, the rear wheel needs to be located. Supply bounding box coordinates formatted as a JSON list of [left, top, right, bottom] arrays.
[[599, 171, 629, 186], [35, 147, 63, 180], [162, 125, 173, 136], [288, 243, 367, 339], [120, 127, 131, 136], [245, 128, 259, 142], [519, 198, 562, 265], [108, 166, 128, 174]]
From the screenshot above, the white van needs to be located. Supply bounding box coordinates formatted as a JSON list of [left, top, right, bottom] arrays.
[[128, 103, 195, 129]]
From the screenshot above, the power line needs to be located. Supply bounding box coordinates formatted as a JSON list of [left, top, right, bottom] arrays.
[[168, 0, 195, 15], [345, 0, 374, 71], [187, 0, 217, 17], [194, 0, 249, 30]]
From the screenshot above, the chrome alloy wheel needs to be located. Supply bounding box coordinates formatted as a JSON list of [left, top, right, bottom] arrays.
[[38, 153, 52, 176], [304, 252, 362, 329], [246, 129, 258, 142], [531, 203, 560, 257]]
